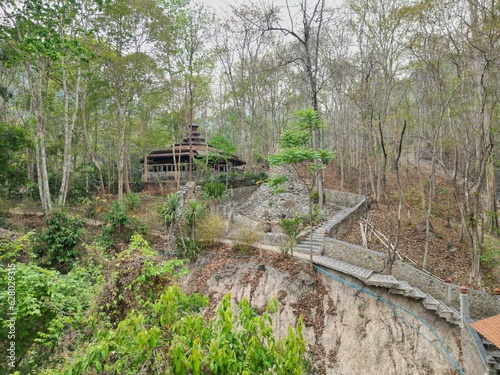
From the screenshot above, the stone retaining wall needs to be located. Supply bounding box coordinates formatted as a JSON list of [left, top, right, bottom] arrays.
[[230, 185, 259, 200], [325, 194, 368, 238], [323, 238, 500, 319], [324, 190, 366, 207]]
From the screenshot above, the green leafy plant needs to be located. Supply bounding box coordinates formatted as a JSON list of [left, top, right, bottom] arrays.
[[279, 216, 302, 256], [267, 175, 288, 194], [96, 200, 144, 250], [202, 181, 227, 212], [268, 108, 334, 266], [33, 211, 84, 270], [158, 193, 182, 228], [0, 235, 99, 374], [124, 192, 141, 211], [184, 199, 207, 243], [47, 292, 309, 375]]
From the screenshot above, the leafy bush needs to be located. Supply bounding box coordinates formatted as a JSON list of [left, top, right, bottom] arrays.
[[202, 181, 227, 201], [215, 171, 238, 186], [46, 292, 309, 375], [244, 171, 268, 185], [96, 200, 146, 250], [99, 234, 188, 322], [158, 193, 181, 228], [33, 211, 84, 270], [0, 235, 98, 374], [184, 199, 207, 241], [103, 200, 130, 231], [124, 192, 141, 211]]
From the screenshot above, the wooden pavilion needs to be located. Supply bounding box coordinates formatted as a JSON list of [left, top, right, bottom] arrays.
[[141, 124, 246, 182]]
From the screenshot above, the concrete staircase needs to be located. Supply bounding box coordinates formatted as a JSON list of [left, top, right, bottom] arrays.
[[292, 221, 461, 326], [292, 208, 353, 256]]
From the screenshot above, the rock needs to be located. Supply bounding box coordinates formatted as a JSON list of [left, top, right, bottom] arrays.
[[262, 223, 272, 233], [416, 219, 433, 233]]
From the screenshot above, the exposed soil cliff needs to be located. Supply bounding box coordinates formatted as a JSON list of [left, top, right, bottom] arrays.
[[183, 249, 463, 375]]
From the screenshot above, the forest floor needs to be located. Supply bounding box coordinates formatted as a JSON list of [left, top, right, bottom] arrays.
[[323, 160, 500, 291]]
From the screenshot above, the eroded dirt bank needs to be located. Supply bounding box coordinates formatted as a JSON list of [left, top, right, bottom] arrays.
[[183, 249, 463, 375]]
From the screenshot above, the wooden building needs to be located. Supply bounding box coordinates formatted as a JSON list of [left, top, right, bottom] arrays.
[[141, 124, 245, 183]]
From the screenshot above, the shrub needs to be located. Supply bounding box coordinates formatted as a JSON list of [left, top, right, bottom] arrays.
[[124, 192, 141, 211], [197, 213, 226, 245], [96, 200, 146, 250], [202, 181, 227, 201], [103, 200, 130, 231], [234, 222, 264, 254], [244, 171, 268, 185], [310, 190, 326, 204], [33, 211, 84, 270]]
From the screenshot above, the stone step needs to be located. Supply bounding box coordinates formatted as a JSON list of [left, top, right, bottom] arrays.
[[423, 294, 440, 311], [294, 243, 323, 250], [314, 256, 373, 280], [389, 280, 414, 296], [408, 287, 427, 300], [301, 238, 324, 245], [437, 300, 454, 320], [365, 273, 399, 288], [311, 235, 326, 240], [293, 246, 323, 256]]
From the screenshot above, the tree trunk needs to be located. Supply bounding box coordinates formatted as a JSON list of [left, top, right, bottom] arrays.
[[29, 59, 52, 212], [59, 65, 81, 206], [81, 78, 105, 195]]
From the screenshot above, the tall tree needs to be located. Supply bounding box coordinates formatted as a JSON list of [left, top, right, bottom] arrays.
[[237, 0, 333, 208]]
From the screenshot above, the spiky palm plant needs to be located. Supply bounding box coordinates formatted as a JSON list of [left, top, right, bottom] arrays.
[[184, 199, 206, 242]]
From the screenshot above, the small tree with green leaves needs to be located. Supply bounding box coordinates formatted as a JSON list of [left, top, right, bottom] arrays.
[[33, 211, 84, 271], [268, 108, 334, 266]]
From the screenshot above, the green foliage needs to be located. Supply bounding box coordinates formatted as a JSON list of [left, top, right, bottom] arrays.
[[124, 192, 141, 211], [480, 236, 500, 267], [178, 237, 203, 260], [295, 107, 323, 132], [267, 175, 288, 194], [99, 234, 188, 323], [184, 199, 207, 241], [96, 200, 146, 250], [0, 121, 30, 197], [103, 200, 131, 230], [0, 235, 99, 374], [279, 217, 302, 256], [209, 133, 237, 156], [33, 211, 84, 270], [244, 171, 268, 185], [158, 193, 182, 228], [280, 217, 301, 240], [49, 292, 309, 375], [202, 181, 227, 201]]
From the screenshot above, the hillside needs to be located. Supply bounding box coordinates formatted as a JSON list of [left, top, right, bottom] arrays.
[[183, 247, 463, 375]]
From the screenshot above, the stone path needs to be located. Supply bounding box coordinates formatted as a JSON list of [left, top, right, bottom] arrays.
[[292, 207, 353, 256], [290, 209, 461, 326]]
